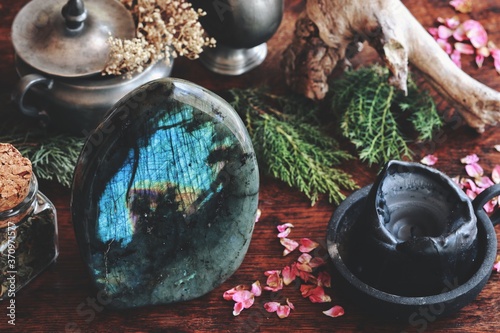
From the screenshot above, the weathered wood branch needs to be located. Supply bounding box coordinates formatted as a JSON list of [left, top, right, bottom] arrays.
[[282, 0, 500, 132]]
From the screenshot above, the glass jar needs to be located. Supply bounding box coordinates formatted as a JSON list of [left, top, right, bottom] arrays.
[[0, 174, 58, 301]]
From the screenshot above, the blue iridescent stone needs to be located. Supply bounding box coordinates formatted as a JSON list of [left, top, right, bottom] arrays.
[[71, 78, 259, 309]]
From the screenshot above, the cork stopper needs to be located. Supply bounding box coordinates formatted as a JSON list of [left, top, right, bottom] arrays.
[[0, 143, 33, 211]]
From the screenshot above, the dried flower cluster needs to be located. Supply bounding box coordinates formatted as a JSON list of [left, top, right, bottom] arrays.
[[223, 219, 344, 319], [103, 0, 216, 77], [428, 1, 500, 73]]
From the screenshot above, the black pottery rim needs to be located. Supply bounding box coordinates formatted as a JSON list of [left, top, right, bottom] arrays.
[[327, 185, 498, 307]]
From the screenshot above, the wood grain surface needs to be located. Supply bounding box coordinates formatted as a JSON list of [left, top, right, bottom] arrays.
[[0, 0, 499, 332]]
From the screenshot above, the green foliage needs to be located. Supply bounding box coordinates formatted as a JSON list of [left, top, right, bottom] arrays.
[[229, 88, 357, 205], [330, 65, 442, 165], [0, 131, 83, 188]]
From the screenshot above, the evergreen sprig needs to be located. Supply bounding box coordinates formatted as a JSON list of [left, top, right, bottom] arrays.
[[330, 65, 442, 165], [229, 88, 357, 205], [0, 132, 84, 188]]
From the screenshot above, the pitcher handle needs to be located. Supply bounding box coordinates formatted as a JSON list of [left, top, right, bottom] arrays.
[[12, 74, 54, 118], [472, 183, 500, 227]]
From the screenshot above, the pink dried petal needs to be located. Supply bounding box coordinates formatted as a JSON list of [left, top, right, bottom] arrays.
[[307, 286, 332, 303], [286, 298, 295, 310], [420, 154, 438, 166], [282, 265, 297, 286], [280, 238, 299, 256], [453, 25, 466, 42], [492, 165, 500, 184], [299, 238, 320, 253], [465, 163, 484, 178], [462, 20, 488, 48], [251, 280, 262, 297], [483, 198, 497, 214], [300, 284, 316, 298], [310, 257, 327, 268], [475, 54, 485, 68], [445, 16, 461, 29], [298, 270, 317, 283], [277, 305, 291, 318], [461, 178, 477, 192], [475, 176, 494, 188], [317, 271, 332, 288], [455, 42, 475, 55], [277, 223, 294, 233], [466, 189, 477, 200], [494, 256, 500, 273], [232, 290, 254, 308], [450, 0, 472, 13], [264, 301, 280, 313], [233, 301, 245, 316], [264, 270, 283, 292], [323, 305, 345, 318], [461, 154, 479, 164], [451, 49, 462, 67], [255, 209, 261, 223], [296, 253, 313, 272], [223, 285, 246, 300], [437, 25, 453, 39], [277, 227, 292, 238], [491, 46, 500, 74], [477, 46, 490, 57], [428, 27, 439, 38]]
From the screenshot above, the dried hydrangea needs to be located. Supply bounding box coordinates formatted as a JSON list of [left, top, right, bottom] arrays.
[[103, 0, 216, 77]]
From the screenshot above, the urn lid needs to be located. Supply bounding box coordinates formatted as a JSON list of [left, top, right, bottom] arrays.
[[11, 0, 135, 78]]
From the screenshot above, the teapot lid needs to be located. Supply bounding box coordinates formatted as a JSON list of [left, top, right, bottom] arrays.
[[11, 0, 135, 78]]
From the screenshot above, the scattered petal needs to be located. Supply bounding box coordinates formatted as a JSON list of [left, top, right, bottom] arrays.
[[223, 285, 246, 301], [277, 305, 291, 318], [308, 286, 332, 303], [420, 154, 438, 166], [452, 176, 463, 188], [277, 223, 294, 233], [437, 25, 453, 39], [297, 270, 317, 283], [264, 301, 280, 313], [264, 270, 283, 292], [453, 24, 466, 42], [233, 290, 254, 308], [475, 176, 494, 188], [277, 227, 292, 238], [437, 39, 453, 54], [255, 209, 261, 223], [454, 42, 475, 55], [461, 178, 477, 192], [466, 189, 477, 200], [428, 27, 438, 38], [300, 284, 317, 298], [233, 301, 245, 316], [317, 271, 332, 288], [280, 238, 299, 256], [461, 154, 479, 164], [465, 163, 484, 178], [475, 54, 485, 68], [450, 0, 472, 13], [251, 280, 262, 297], [483, 198, 497, 214], [492, 165, 500, 184], [299, 238, 320, 253], [310, 257, 327, 268], [323, 305, 345, 318], [463, 20, 488, 48], [494, 256, 500, 273], [296, 253, 313, 272], [282, 265, 298, 286], [494, 145, 500, 152], [286, 298, 295, 310]]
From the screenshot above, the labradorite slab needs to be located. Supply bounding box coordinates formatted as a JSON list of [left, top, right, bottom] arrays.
[[71, 78, 259, 309]]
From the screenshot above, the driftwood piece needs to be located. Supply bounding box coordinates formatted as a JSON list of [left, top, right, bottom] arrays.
[[282, 0, 500, 132]]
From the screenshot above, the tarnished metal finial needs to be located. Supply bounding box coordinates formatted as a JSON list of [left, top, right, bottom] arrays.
[[62, 0, 87, 31]]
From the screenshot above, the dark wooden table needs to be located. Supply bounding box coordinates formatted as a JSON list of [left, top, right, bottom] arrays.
[[1, 0, 499, 332]]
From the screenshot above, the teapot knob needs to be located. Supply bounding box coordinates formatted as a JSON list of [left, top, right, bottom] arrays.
[[61, 0, 87, 31]]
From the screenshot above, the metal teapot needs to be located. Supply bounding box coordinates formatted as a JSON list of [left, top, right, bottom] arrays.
[[11, 0, 172, 135]]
